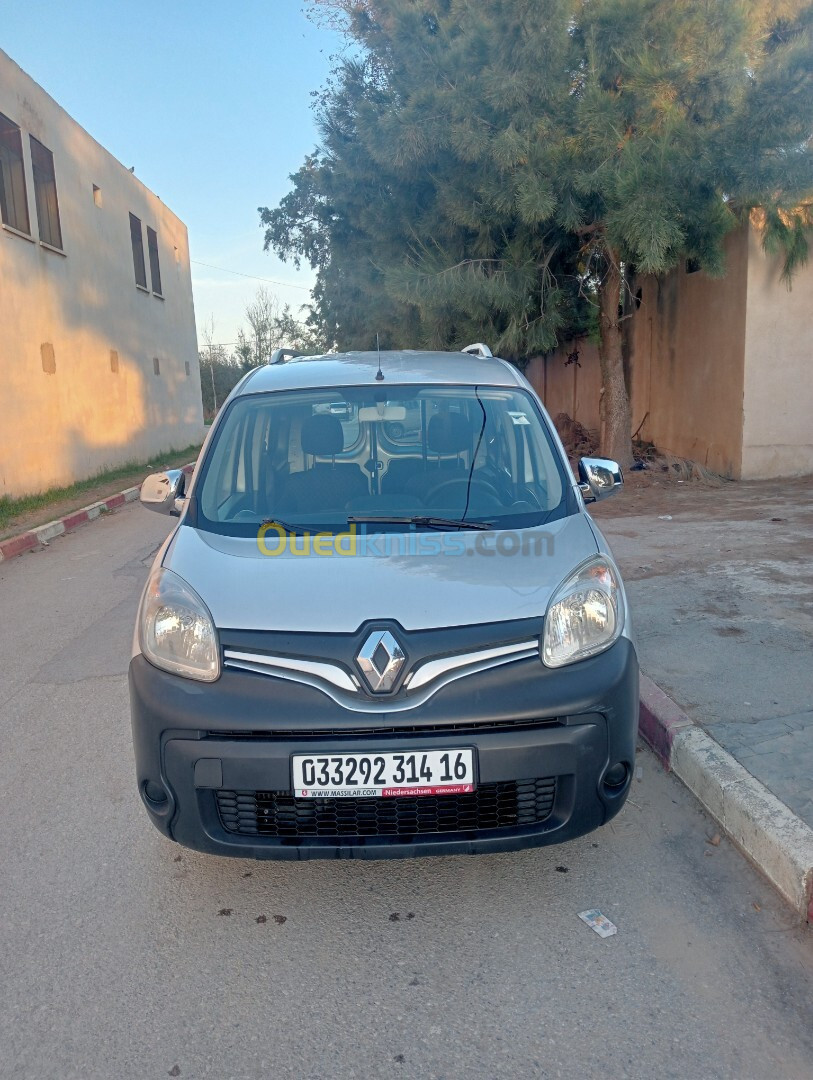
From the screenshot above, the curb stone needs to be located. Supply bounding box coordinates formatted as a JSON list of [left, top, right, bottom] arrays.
[[639, 674, 813, 922], [0, 463, 195, 564]]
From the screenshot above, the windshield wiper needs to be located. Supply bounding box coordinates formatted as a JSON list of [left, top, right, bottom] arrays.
[[259, 517, 311, 536], [347, 515, 493, 531]]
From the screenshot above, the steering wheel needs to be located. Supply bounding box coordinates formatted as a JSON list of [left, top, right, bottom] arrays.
[[425, 477, 503, 509], [516, 485, 544, 510]]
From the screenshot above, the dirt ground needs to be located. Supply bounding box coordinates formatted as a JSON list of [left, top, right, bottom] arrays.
[[594, 464, 813, 529], [592, 465, 813, 614]]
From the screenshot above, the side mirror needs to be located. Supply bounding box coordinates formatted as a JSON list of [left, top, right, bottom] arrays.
[[140, 469, 186, 515], [578, 457, 623, 503]]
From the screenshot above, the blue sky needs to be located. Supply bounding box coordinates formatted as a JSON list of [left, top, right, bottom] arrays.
[[3, 0, 345, 347]]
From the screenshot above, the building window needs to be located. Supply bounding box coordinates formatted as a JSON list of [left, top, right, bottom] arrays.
[[185, 360, 190, 376], [93, 184, 102, 207], [0, 112, 31, 234], [129, 213, 147, 289], [30, 136, 62, 249], [153, 357, 160, 375], [110, 350, 119, 374], [147, 226, 162, 296]]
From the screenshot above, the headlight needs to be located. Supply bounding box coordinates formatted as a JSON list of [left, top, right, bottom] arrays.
[[139, 568, 220, 682], [541, 557, 623, 668]]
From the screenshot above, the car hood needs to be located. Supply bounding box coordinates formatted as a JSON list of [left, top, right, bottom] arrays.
[[163, 514, 599, 632]]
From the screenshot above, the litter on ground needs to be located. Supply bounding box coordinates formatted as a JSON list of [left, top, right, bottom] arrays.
[[578, 910, 618, 938]]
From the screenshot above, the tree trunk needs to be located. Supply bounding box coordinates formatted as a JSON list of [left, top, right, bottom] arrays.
[[597, 251, 633, 468]]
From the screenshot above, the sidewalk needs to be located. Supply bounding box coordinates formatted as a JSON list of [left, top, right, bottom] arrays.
[[594, 473, 813, 915]]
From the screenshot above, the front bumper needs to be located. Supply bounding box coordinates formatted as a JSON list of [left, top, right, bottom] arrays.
[[128, 637, 639, 860]]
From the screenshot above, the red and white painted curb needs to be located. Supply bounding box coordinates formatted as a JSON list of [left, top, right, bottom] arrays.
[[639, 674, 813, 923], [0, 463, 195, 564]]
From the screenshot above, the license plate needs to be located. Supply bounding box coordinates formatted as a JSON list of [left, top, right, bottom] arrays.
[[292, 749, 475, 798]]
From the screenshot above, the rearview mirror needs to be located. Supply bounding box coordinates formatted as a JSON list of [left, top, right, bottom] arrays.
[[358, 405, 407, 422], [140, 469, 186, 515], [578, 457, 623, 503]]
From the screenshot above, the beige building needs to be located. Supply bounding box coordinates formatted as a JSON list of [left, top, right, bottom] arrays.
[[0, 48, 204, 500], [527, 220, 813, 479]]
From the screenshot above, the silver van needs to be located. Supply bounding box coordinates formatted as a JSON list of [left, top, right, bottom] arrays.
[[130, 347, 638, 859]]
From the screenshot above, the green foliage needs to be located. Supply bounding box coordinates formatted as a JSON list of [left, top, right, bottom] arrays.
[[267, 0, 813, 364], [198, 346, 245, 419], [760, 202, 813, 282], [199, 290, 323, 418]]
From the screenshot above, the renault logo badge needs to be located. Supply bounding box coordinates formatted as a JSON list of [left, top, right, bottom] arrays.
[[356, 630, 405, 693]]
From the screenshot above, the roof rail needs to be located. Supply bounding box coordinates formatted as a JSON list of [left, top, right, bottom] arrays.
[[268, 347, 303, 365], [461, 342, 493, 358]]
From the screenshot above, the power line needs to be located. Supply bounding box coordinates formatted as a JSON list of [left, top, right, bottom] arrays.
[[191, 259, 311, 290]]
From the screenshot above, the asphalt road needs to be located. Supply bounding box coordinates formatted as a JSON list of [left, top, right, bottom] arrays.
[[1, 503, 812, 1080]]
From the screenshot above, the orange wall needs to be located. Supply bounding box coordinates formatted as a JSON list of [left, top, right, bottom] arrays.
[[526, 342, 602, 437], [627, 228, 748, 477], [527, 228, 750, 477]]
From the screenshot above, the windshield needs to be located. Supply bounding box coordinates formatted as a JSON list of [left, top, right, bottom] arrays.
[[196, 384, 570, 535]]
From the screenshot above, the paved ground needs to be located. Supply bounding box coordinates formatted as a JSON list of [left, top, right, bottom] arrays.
[[595, 474, 813, 830], [1, 501, 813, 1079]]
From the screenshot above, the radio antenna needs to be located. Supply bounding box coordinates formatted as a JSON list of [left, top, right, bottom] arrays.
[[375, 333, 384, 381]]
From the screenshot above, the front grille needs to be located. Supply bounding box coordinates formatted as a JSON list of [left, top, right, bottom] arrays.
[[215, 778, 556, 839], [207, 718, 561, 740]]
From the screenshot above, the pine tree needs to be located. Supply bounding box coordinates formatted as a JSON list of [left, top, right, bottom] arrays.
[[266, 0, 813, 465]]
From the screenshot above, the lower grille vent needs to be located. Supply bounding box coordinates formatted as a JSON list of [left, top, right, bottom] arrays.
[[216, 778, 556, 839]]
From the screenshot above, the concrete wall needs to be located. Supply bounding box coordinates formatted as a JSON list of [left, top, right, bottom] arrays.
[[625, 226, 749, 478], [525, 341, 602, 436], [741, 223, 813, 479], [529, 228, 751, 478], [0, 49, 204, 499]]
